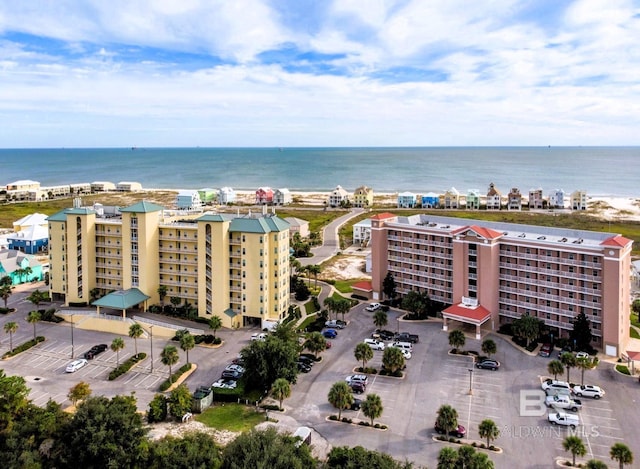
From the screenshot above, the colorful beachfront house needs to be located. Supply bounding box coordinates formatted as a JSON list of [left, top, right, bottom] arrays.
[[91, 181, 116, 192], [284, 217, 309, 239], [353, 219, 372, 246], [486, 183, 502, 210], [442, 188, 460, 209], [218, 187, 236, 204], [7, 225, 48, 254], [328, 186, 350, 207], [466, 189, 481, 210], [198, 188, 217, 204], [528, 188, 544, 210], [255, 187, 274, 205], [273, 188, 292, 205], [397, 192, 417, 208], [549, 189, 565, 209], [421, 192, 440, 208], [571, 190, 588, 210], [0, 250, 44, 285], [176, 190, 203, 210], [116, 181, 143, 191], [353, 186, 374, 208], [507, 188, 522, 210]]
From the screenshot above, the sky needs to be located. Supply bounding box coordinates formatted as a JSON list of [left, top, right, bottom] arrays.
[[0, 0, 639, 148]]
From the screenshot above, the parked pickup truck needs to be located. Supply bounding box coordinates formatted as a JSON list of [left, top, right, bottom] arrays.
[[545, 394, 582, 412], [548, 411, 580, 429], [395, 332, 419, 343]]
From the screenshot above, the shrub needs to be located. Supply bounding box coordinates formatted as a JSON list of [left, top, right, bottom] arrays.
[[41, 308, 64, 323], [2, 336, 45, 358], [108, 353, 147, 380], [449, 437, 456, 443], [329, 415, 338, 421], [159, 363, 193, 391], [437, 436, 446, 441], [0, 307, 15, 314], [341, 417, 350, 423], [480, 443, 486, 448], [471, 442, 477, 447], [374, 423, 381, 428], [260, 404, 281, 411]]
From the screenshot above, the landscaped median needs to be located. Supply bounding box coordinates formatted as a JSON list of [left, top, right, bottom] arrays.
[[2, 336, 45, 359], [159, 363, 197, 392], [108, 353, 147, 380], [326, 415, 388, 431]]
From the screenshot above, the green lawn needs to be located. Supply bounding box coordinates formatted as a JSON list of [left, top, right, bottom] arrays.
[[297, 313, 318, 331], [304, 301, 316, 314], [195, 403, 265, 432], [631, 327, 640, 340]]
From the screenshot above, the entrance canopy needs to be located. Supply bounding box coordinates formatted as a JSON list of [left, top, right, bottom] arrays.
[[442, 303, 492, 325], [92, 288, 150, 318]]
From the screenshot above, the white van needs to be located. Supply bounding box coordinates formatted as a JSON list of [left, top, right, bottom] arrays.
[[390, 341, 412, 352]]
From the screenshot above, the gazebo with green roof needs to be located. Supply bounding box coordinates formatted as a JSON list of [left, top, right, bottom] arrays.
[[92, 288, 151, 318]]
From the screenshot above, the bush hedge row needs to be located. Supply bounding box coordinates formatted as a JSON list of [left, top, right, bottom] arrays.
[[0, 307, 16, 315], [159, 363, 193, 391], [108, 353, 147, 381], [3, 336, 45, 358]]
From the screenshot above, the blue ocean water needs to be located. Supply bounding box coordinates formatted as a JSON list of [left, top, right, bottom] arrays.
[[0, 147, 638, 197]]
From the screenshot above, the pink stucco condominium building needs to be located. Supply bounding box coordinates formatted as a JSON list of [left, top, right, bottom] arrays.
[[370, 213, 632, 357]]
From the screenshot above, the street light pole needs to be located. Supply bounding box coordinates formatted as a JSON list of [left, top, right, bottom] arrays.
[[149, 325, 154, 372], [70, 314, 75, 358], [468, 368, 474, 395]]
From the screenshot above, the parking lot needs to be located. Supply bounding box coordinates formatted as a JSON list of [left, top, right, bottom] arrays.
[[2, 287, 639, 468], [286, 304, 639, 468]]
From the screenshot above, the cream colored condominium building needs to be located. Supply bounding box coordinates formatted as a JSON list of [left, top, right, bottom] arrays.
[[370, 213, 632, 356], [47, 201, 290, 329]]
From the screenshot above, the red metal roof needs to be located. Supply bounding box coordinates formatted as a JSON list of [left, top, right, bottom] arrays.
[[452, 225, 503, 240], [601, 235, 632, 247], [370, 212, 396, 220], [352, 281, 373, 291], [442, 303, 492, 324]]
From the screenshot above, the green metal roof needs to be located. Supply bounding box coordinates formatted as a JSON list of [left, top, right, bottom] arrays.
[[229, 216, 289, 233], [224, 308, 238, 318], [65, 207, 96, 215], [119, 200, 165, 213], [198, 214, 233, 222], [92, 288, 151, 309], [46, 210, 68, 222]]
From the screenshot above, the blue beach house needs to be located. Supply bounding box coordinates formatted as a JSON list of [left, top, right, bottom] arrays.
[[421, 192, 440, 208], [176, 190, 202, 210], [0, 250, 44, 285], [397, 192, 417, 208]]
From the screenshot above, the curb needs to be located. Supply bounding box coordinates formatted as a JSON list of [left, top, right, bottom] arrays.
[[163, 363, 198, 393]]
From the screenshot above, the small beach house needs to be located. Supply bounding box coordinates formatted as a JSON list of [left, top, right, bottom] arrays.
[[571, 190, 587, 210], [486, 183, 502, 210], [218, 187, 236, 205], [466, 189, 481, 210], [507, 188, 522, 210], [549, 189, 565, 209], [442, 188, 460, 209], [397, 192, 417, 208], [0, 250, 44, 284], [353, 186, 374, 208], [284, 217, 309, 239], [255, 187, 274, 205], [422, 192, 440, 208], [328, 186, 350, 207], [528, 188, 544, 210], [273, 188, 292, 205], [176, 190, 203, 210]]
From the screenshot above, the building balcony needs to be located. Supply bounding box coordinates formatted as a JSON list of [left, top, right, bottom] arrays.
[[95, 241, 122, 248]]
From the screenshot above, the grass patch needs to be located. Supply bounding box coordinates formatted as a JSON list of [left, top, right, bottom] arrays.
[[631, 315, 640, 329], [631, 328, 640, 340], [333, 280, 354, 293], [616, 364, 630, 375], [303, 301, 317, 314], [195, 403, 265, 432], [2, 336, 45, 358], [297, 313, 318, 330], [159, 363, 193, 391]]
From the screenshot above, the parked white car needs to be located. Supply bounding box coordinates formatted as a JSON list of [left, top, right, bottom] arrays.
[[325, 320, 346, 329], [548, 411, 580, 429], [251, 332, 267, 341], [345, 374, 368, 386], [363, 338, 385, 351], [572, 385, 605, 399], [365, 303, 381, 312], [541, 379, 571, 394], [65, 358, 88, 373], [545, 394, 582, 412]]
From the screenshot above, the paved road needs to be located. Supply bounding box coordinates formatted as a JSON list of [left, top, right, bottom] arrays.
[[299, 208, 365, 266]]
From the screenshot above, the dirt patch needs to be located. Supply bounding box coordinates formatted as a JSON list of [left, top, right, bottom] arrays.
[[320, 250, 370, 281], [146, 420, 239, 446]]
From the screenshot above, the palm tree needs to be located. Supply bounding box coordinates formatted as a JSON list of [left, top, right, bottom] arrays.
[[561, 352, 578, 383], [548, 360, 565, 380], [514, 314, 540, 347], [0, 283, 13, 308], [361, 393, 383, 426], [584, 460, 608, 469], [373, 310, 388, 329], [576, 356, 599, 385], [304, 331, 327, 358], [610, 443, 633, 469], [336, 298, 351, 322], [111, 337, 125, 367], [4, 321, 18, 353], [481, 339, 497, 357], [323, 297, 337, 319], [26, 289, 47, 311], [437, 447, 458, 469], [382, 346, 405, 374], [27, 310, 41, 341], [161, 345, 180, 381], [208, 315, 222, 339], [307, 264, 321, 288], [14, 268, 26, 284], [128, 323, 144, 357], [271, 378, 291, 410], [448, 330, 466, 352], [354, 342, 374, 370], [157, 285, 168, 306], [563, 435, 586, 467], [327, 381, 353, 420], [23, 266, 33, 282], [478, 419, 500, 448], [436, 404, 459, 437], [180, 333, 195, 364]]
